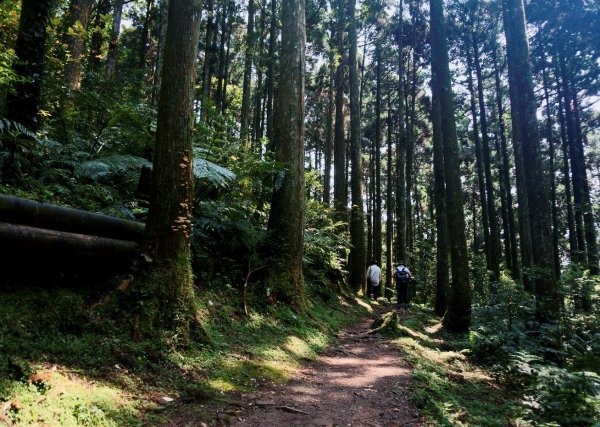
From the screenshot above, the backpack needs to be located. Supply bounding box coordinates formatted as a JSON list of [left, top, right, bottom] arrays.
[[395, 266, 409, 283]]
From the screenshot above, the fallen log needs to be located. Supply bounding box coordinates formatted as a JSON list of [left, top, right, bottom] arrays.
[[0, 222, 139, 257], [0, 194, 145, 240]]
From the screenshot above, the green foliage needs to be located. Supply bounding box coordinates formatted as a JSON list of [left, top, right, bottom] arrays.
[[469, 269, 600, 426]]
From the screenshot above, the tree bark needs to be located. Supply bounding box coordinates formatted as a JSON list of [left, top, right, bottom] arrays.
[[466, 47, 491, 273], [386, 95, 394, 291], [472, 30, 501, 281], [64, 0, 94, 93], [106, 0, 125, 79], [89, 0, 112, 69], [430, 0, 470, 332], [373, 41, 383, 267], [395, 0, 406, 263], [324, 24, 334, 206], [267, 0, 306, 307], [431, 85, 448, 317], [240, 0, 256, 145], [347, 0, 366, 292], [143, 0, 202, 341], [333, 0, 347, 221], [541, 67, 561, 277], [502, 0, 558, 320], [492, 46, 519, 278], [4, 0, 52, 131], [152, 0, 169, 107], [554, 62, 578, 261], [265, 0, 278, 147]]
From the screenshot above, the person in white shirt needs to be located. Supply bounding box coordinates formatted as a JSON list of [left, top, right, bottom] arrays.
[[366, 260, 382, 299]]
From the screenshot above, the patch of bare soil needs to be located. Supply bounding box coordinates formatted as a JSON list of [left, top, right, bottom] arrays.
[[223, 308, 423, 427]]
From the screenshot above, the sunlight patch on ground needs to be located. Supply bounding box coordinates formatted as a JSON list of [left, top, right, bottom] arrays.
[[2, 365, 140, 426], [354, 298, 374, 312], [425, 322, 443, 335]]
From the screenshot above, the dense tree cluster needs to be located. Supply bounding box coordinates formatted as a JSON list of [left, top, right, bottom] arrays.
[[0, 0, 598, 337]]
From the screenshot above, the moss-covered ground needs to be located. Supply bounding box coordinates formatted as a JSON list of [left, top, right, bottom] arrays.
[[390, 307, 523, 426], [0, 283, 374, 426]]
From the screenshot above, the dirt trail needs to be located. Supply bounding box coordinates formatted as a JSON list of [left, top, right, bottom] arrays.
[[227, 309, 423, 427]]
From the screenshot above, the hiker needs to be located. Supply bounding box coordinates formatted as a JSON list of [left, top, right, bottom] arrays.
[[366, 260, 382, 299], [394, 261, 413, 309]]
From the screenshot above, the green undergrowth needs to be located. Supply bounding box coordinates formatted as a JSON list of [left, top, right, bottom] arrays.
[[390, 307, 522, 426], [0, 283, 374, 425]]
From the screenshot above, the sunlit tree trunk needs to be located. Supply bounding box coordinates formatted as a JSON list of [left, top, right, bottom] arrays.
[[267, 0, 306, 307], [106, 0, 125, 79], [64, 0, 94, 93]]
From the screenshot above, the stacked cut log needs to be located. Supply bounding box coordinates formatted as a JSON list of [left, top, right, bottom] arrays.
[[0, 194, 144, 257]]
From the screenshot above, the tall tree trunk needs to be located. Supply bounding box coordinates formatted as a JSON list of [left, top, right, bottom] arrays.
[[373, 42, 383, 267], [569, 71, 599, 274], [431, 75, 449, 317], [502, 0, 559, 320], [139, 0, 154, 68], [492, 47, 519, 278], [386, 95, 394, 290], [143, 0, 202, 341], [466, 47, 491, 273], [216, 0, 234, 112], [395, 0, 406, 263], [89, 0, 112, 69], [347, 0, 366, 292], [333, 0, 347, 221], [554, 62, 578, 261], [265, 0, 278, 147], [405, 49, 417, 260], [106, 0, 125, 79], [324, 26, 334, 206], [64, 0, 94, 93], [559, 56, 586, 263], [152, 0, 169, 107], [472, 31, 500, 282], [542, 67, 561, 277], [252, 4, 267, 148], [201, 0, 215, 101], [4, 0, 52, 132], [240, 0, 256, 145], [267, 0, 306, 307], [430, 0, 470, 332]]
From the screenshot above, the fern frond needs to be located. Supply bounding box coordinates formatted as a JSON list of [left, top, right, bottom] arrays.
[[193, 154, 236, 188], [0, 118, 37, 140], [75, 154, 151, 182]]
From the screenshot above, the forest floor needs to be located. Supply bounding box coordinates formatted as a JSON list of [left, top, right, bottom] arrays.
[[164, 308, 424, 427]]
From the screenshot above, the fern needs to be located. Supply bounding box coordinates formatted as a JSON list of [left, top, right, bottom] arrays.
[[0, 118, 37, 140], [75, 155, 151, 182], [193, 153, 236, 188]]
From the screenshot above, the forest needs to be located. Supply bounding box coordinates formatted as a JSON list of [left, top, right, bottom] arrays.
[[0, 0, 599, 425]]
